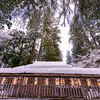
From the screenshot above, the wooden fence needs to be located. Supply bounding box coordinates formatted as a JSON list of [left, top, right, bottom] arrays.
[[0, 73, 100, 99]]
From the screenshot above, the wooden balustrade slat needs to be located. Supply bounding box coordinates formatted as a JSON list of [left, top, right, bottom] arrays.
[[0, 74, 100, 99]]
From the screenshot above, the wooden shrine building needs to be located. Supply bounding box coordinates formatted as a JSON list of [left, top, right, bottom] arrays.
[[0, 61, 100, 100]]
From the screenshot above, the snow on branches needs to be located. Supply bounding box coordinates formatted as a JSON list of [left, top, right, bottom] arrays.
[[72, 49, 100, 68]]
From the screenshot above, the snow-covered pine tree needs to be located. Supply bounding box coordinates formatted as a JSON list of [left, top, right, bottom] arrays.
[[69, 15, 89, 63], [40, 26, 62, 61], [26, 9, 42, 62], [35, 11, 62, 61], [69, 14, 100, 65], [0, 30, 34, 68], [72, 49, 100, 68]]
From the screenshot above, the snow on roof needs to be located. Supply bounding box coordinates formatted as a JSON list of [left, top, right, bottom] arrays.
[[0, 61, 100, 74], [16, 61, 72, 68]]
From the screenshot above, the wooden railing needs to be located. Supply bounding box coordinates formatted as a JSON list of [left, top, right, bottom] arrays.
[[0, 73, 100, 99]]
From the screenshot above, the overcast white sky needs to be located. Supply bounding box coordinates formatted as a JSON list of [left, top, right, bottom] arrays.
[[59, 25, 72, 63], [58, 4, 74, 63]]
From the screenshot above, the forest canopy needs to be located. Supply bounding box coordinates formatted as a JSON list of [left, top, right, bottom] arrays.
[[0, 0, 100, 67]]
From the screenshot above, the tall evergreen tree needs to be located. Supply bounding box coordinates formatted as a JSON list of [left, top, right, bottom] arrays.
[[69, 12, 100, 63], [40, 26, 62, 61], [34, 11, 62, 61], [26, 9, 42, 62], [69, 15, 88, 62], [0, 30, 33, 68]]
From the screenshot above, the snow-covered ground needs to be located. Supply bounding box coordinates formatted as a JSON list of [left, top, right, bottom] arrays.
[[0, 61, 100, 74]]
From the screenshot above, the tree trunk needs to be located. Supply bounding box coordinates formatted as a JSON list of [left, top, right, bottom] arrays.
[[37, 38, 43, 61], [90, 31, 97, 48], [37, 29, 45, 61], [90, 32, 97, 48], [30, 23, 39, 62], [30, 38, 36, 62]]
